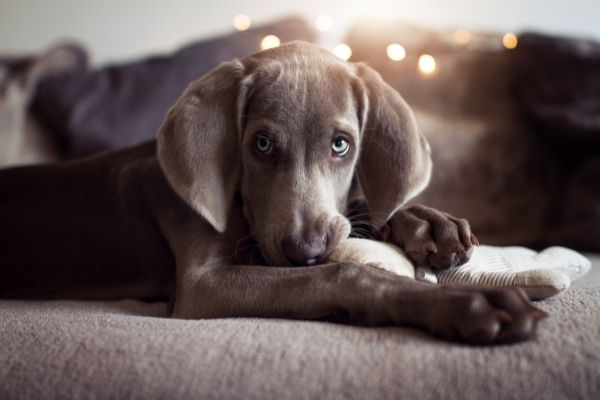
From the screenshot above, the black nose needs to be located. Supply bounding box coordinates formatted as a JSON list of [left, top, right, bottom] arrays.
[[281, 235, 328, 266]]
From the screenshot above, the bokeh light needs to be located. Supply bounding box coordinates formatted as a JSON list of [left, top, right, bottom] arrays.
[[333, 44, 352, 60], [260, 34, 280, 50], [232, 14, 251, 31], [315, 14, 333, 32], [502, 33, 518, 49], [453, 28, 470, 45], [386, 43, 406, 61], [418, 54, 436, 75]]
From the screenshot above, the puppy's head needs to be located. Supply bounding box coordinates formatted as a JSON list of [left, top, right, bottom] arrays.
[[157, 42, 431, 266]]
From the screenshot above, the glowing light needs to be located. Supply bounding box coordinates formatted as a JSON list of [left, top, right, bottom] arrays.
[[260, 35, 280, 50], [418, 54, 436, 75], [386, 43, 406, 61], [503, 33, 518, 49], [315, 14, 333, 32], [453, 28, 470, 45], [233, 14, 251, 31], [333, 44, 352, 61]]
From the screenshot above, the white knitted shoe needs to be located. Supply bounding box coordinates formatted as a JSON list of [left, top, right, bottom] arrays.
[[329, 239, 592, 300], [432, 246, 591, 300]]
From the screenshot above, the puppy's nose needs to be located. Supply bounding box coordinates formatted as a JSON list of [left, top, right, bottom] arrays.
[[281, 235, 328, 266]]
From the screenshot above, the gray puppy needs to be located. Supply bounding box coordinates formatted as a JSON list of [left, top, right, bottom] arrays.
[[0, 42, 546, 344]]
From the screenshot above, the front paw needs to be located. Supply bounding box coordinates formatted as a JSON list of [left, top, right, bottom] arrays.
[[383, 204, 479, 270], [425, 287, 548, 344]]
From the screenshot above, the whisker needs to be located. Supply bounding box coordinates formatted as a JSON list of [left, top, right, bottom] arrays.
[[231, 233, 258, 264], [350, 228, 377, 239], [350, 218, 380, 229]]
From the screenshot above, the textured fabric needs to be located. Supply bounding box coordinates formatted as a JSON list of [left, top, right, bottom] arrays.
[[1, 287, 599, 399], [329, 239, 589, 300], [435, 245, 591, 299]]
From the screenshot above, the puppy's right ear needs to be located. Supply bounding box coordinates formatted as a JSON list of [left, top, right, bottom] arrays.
[[157, 60, 248, 233]]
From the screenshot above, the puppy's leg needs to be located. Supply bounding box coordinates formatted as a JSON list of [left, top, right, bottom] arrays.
[[174, 262, 546, 344], [384, 204, 478, 270]]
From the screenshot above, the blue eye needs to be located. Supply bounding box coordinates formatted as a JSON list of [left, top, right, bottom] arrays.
[[332, 137, 350, 157], [255, 135, 273, 154]]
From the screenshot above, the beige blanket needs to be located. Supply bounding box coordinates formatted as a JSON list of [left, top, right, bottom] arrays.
[[1, 259, 599, 400]]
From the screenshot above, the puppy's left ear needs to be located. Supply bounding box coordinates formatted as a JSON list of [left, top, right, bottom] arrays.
[[353, 63, 432, 228], [157, 60, 249, 233]]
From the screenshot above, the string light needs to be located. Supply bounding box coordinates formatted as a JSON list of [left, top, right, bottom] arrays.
[[233, 14, 251, 31], [333, 44, 352, 61], [386, 43, 406, 61], [418, 54, 436, 75], [315, 14, 333, 32], [453, 28, 470, 45], [502, 33, 518, 49], [260, 35, 281, 50]]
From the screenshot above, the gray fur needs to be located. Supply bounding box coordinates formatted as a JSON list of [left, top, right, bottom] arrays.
[[0, 42, 546, 344]]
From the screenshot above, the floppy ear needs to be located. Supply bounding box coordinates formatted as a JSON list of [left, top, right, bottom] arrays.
[[157, 60, 248, 233], [354, 63, 432, 228]]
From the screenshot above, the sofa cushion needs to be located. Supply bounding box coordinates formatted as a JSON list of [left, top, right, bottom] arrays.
[[1, 285, 599, 400], [32, 17, 315, 157]]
